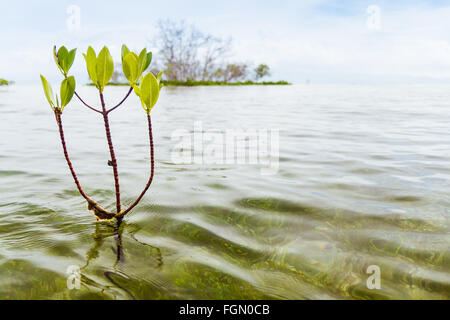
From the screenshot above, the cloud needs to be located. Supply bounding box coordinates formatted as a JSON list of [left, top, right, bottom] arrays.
[[229, 2, 450, 83], [2, 0, 450, 84]]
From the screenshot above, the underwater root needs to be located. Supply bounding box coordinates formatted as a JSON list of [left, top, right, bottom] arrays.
[[87, 198, 123, 222]]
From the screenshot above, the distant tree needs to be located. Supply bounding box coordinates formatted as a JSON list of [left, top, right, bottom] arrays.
[[200, 36, 231, 81], [212, 64, 248, 82], [213, 68, 224, 81], [254, 64, 271, 81], [221, 63, 248, 82], [154, 19, 231, 81]]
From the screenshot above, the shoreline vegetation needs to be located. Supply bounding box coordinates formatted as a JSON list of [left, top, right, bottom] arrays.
[[89, 80, 291, 87], [0, 78, 13, 86], [107, 20, 287, 86]]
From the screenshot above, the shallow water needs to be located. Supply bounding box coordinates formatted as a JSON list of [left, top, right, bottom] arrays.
[[0, 84, 449, 300]]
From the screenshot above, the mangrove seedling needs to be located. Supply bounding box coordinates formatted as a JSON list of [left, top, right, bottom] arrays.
[[40, 45, 163, 222]]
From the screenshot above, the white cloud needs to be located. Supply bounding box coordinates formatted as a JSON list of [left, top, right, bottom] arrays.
[[229, 3, 450, 83], [2, 1, 450, 84]]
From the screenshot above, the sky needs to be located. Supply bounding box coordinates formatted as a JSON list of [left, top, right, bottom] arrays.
[[1, 0, 450, 84]]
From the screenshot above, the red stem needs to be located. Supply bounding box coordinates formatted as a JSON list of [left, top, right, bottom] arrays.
[[122, 114, 154, 216], [100, 93, 121, 213], [55, 110, 89, 200], [74, 91, 103, 113], [107, 87, 133, 114]]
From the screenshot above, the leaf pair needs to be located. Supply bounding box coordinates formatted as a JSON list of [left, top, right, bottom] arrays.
[[40, 75, 76, 111], [83, 46, 114, 92], [135, 71, 164, 114], [54, 46, 77, 76], [121, 45, 152, 85]]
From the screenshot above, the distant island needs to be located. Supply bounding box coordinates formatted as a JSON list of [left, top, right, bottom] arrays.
[[88, 80, 291, 87], [156, 80, 291, 86], [97, 21, 291, 87], [0, 78, 13, 86]]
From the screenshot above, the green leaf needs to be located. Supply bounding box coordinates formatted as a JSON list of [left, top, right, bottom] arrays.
[[57, 46, 69, 74], [157, 71, 164, 83], [60, 76, 76, 108], [139, 72, 160, 114], [137, 48, 148, 76], [144, 52, 153, 72], [157, 71, 165, 89], [65, 49, 77, 73], [56, 46, 77, 74], [40, 75, 56, 109], [83, 46, 98, 88], [133, 84, 141, 97], [123, 53, 139, 84], [121, 45, 130, 62], [96, 46, 114, 91], [53, 46, 62, 72]]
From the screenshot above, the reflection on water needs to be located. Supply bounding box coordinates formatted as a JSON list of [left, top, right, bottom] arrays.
[[0, 85, 449, 299]]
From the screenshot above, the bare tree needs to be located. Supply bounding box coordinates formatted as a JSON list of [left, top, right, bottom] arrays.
[[215, 63, 248, 82], [154, 19, 232, 81], [200, 36, 232, 80]]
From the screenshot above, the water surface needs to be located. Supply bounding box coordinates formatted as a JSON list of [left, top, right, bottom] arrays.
[[0, 84, 449, 299]]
